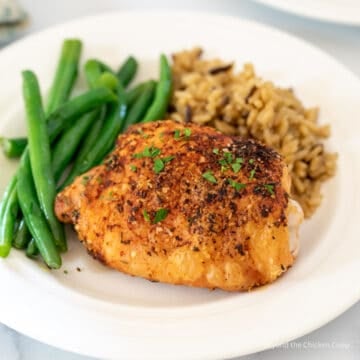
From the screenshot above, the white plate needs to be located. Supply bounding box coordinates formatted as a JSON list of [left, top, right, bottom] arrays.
[[0, 11, 360, 360], [255, 0, 360, 25]]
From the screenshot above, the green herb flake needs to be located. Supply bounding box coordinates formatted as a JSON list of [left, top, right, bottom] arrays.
[[154, 208, 169, 224], [81, 175, 90, 185], [147, 146, 161, 157], [202, 170, 217, 184], [63, 270, 68, 274], [218, 159, 228, 172], [162, 155, 175, 163], [249, 159, 255, 164], [249, 168, 256, 180], [223, 152, 233, 164], [228, 179, 246, 191], [231, 163, 242, 173], [133, 146, 161, 159], [184, 128, 192, 138], [153, 158, 165, 174], [137, 129, 150, 139], [235, 157, 244, 164], [212, 148, 219, 155], [130, 164, 137, 172], [264, 184, 275, 196], [174, 128, 191, 140], [143, 209, 150, 222], [133, 152, 143, 159]]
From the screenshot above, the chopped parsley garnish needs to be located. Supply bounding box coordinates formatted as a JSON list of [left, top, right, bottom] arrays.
[[137, 129, 150, 138], [153, 158, 165, 174], [81, 175, 90, 185], [231, 157, 244, 173], [153, 156, 175, 174], [133, 146, 161, 159], [264, 184, 275, 195], [218, 159, 228, 172], [231, 163, 242, 173], [143, 209, 150, 222], [249, 159, 255, 164], [174, 128, 191, 140], [153, 208, 169, 223], [249, 168, 256, 180], [174, 129, 181, 139], [130, 164, 137, 172], [162, 155, 175, 163], [214, 149, 243, 174], [223, 151, 233, 164], [202, 170, 217, 184], [144, 146, 161, 158], [184, 128, 192, 138], [228, 179, 246, 191]]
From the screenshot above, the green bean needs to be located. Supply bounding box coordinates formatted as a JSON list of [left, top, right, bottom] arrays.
[[24, 60, 109, 255], [0, 183, 19, 257], [97, 72, 119, 92], [0, 137, 27, 158], [52, 110, 100, 180], [3, 88, 112, 255], [13, 217, 31, 249], [26, 238, 39, 258], [60, 85, 127, 189], [142, 54, 172, 122], [47, 87, 117, 142], [85, 61, 119, 91], [13, 218, 20, 234], [22, 70, 65, 251], [60, 109, 105, 189], [84, 59, 103, 89], [0, 176, 16, 246], [0, 175, 16, 222], [17, 155, 61, 268], [122, 80, 156, 131], [96, 60, 115, 74], [117, 56, 138, 87], [0, 40, 83, 259], [125, 81, 150, 107], [59, 60, 111, 189], [46, 39, 82, 115], [92, 84, 127, 164], [59, 64, 116, 188]]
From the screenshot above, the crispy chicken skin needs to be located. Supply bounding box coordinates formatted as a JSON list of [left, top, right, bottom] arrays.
[[55, 120, 302, 291]]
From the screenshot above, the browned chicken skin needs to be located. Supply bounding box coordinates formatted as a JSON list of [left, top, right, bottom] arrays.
[[55, 120, 302, 291]]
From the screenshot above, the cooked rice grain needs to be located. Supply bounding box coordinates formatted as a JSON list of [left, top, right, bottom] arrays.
[[168, 48, 337, 217]]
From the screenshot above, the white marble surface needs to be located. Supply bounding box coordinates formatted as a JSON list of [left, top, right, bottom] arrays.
[[1, 0, 360, 359]]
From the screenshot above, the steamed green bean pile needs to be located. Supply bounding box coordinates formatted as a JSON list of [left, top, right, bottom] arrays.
[[0, 39, 172, 268]]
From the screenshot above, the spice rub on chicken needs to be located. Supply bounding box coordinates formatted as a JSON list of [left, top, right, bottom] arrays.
[[55, 120, 303, 291]]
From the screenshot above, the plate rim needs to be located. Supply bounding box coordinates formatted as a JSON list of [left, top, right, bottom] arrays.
[[254, 0, 360, 26]]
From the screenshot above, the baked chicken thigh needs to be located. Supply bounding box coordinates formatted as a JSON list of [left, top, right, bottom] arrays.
[[55, 120, 303, 291]]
